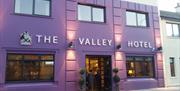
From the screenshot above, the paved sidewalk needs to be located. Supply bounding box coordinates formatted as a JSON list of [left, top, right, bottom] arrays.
[[131, 87, 180, 91]]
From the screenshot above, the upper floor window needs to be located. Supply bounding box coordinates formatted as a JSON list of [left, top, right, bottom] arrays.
[[166, 23, 180, 37], [15, 0, 51, 16], [78, 4, 105, 22], [126, 11, 148, 27], [6, 54, 54, 82]]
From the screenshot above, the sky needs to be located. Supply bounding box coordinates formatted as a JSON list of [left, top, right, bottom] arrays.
[[158, 0, 180, 11]]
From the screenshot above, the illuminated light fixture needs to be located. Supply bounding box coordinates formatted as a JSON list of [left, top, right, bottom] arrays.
[[115, 34, 121, 43], [128, 70, 133, 75], [67, 31, 75, 41], [116, 44, 121, 50], [157, 53, 162, 60], [115, 52, 123, 60], [68, 42, 74, 48], [66, 50, 76, 60], [156, 37, 161, 46]]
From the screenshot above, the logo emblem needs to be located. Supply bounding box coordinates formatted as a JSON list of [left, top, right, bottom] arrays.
[[20, 31, 32, 45]]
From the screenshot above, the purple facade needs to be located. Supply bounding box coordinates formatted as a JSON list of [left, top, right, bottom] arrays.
[[0, 0, 164, 91]]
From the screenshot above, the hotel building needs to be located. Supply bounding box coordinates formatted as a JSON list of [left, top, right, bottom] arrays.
[[0, 0, 164, 91]]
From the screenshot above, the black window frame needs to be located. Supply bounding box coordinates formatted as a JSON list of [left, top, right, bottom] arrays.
[[126, 56, 155, 78], [126, 10, 149, 27], [14, 0, 52, 17], [78, 3, 106, 23], [5, 53, 55, 83], [166, 23, 180, 37]]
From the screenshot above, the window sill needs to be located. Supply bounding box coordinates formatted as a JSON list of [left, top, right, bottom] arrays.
[[12, 13, 53, 19], [170, 76, 177, 79], [126, 25, 150, 29], [5, 82, 57, 87], [166, 36, 180, 39], [127, 78, 156, 81], [78, 20, 107, 25]]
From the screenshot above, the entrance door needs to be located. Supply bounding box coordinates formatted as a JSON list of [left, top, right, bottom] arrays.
[[86, 55, 112, 91]]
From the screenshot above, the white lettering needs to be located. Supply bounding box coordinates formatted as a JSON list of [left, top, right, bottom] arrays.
[[107, 40, 112, 46], [148, 42, 152, 48], [127, 41, 153, 49], [139, 41, 143, 47], [128, 41, 133, 47], [85, 39, 90, 45], [102, 39, 107, 46], [97, 39, 101, 46], [36, 35, 43, 43], [79, 38, 84, 45], [78, 38, 112, 47], [144, 42, 148, 48], [36, 35, 59, 44], [91, 39, 96, 46], [53, 36, 58, 44], [134, 41, 139, 48], [44, 36, 51, 43]]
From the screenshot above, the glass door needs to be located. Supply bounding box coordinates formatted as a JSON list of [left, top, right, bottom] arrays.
[[86, 55, 112, 91]]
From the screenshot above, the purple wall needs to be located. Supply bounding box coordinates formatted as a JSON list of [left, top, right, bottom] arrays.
[[0, 0, 164, 91]]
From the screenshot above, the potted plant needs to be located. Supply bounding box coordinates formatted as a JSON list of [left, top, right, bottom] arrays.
[[79, 68, 85, 91], [113, 68, 120, 91]]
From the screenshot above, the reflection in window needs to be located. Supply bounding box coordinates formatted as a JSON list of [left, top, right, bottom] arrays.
[[166, 23, 180, 37], [35, 0, 50, 16], [6, 54, 54, 82], [126, 11, 148, 27], [15, 0, 50, 16], [78, 5, 91, 21], [78, 4, 105, 22], [126, 56, 154, 78], [170, 57, 175, 77], [15, 0, 33, 14], [126, 12, 137, 26]]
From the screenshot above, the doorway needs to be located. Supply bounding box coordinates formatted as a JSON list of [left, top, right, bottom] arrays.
[[86, 55, 112, 91]]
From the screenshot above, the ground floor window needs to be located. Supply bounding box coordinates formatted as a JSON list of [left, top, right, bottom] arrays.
[[126, 56, 154, 78], [169, 57, 176, 77], [6, 53, 54, 82]]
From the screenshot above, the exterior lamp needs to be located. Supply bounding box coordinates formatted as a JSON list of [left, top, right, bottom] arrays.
[[116, 44, 121, 50], [68, 42, 74, 48], [157, 46, 162, 51]]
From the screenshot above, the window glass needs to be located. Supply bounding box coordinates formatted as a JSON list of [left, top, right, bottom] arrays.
[[137, 13, 147, 26], [170, 57, 175, 77], [126, 56, 154, 78], [15, 0, 50, 16], [6, 54, 54, 82], [78, 5, 91, 21], [172, 24, 179, 37], [126, 11, 137, 26], [166, 23, 173, 36], [35, 0, 50, 16], [15, 0, 33, 14], [92, 7, 104, 22]]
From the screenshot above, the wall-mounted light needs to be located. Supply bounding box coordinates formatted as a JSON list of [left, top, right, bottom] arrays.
[[66, 50, 76, 60], [157, 46, 162, 51], [116, 44, 121, 50], [68, 42, 74, 48], [115, 52, 123, 61]]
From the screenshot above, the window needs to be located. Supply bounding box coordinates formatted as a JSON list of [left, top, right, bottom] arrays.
[[126, 11, 148, 27], [78, 4, 105, 22], [15, 0, 50, 16], [170, 57, 175, 77], [126, 56, 154, 78], [166, 23, 180, 37], [6, 54, 54, 82]]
